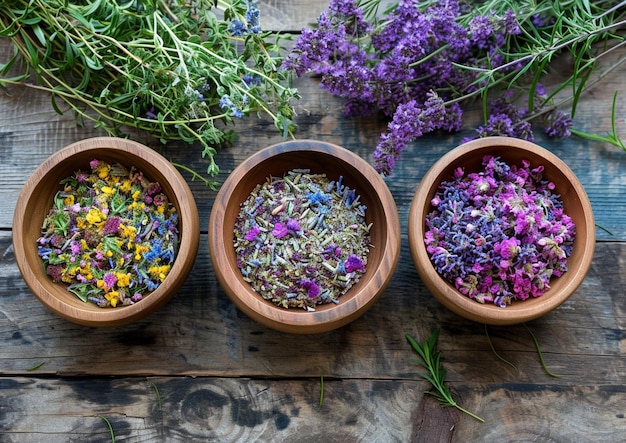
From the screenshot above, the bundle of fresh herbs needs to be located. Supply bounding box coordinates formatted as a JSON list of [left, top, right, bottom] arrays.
[[283, 0, 626, 175], [0, 0, 298, 182]]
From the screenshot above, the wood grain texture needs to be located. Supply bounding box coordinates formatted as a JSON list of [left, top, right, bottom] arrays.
[[1, 231, 625, 385], [1, 377, 624, 442], [1, 1, 626, 441]]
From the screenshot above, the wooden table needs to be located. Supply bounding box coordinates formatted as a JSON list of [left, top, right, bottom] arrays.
[[1, 3, 625, 442]]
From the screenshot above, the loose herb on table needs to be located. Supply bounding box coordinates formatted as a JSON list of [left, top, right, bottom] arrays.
[[424, 156, 575, 307], [37, 160, 179, 308], [406, 329, 484, 422], [234, 169, 371, 310], [0, 0, 299, 181], [485, 324, 561, 377], [99, 416, 116, 443], [284, 0, 626, 176]]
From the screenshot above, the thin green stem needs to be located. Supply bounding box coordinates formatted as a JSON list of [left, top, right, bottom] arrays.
[[484, 324, 518, 370], [170, 162, 218, 189], [523, 323, 561, 378], [99, 416, 115, 443]]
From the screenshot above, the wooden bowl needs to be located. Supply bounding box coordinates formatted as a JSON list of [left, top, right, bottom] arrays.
[[408, 137, 595, 325], [209, 140, 401, 334], [13, 137, 200, 327]]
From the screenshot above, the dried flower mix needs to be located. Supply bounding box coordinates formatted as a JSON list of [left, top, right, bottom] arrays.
[[37, 160, 179, 308], [234, 169, 371, 310], [424, 155, 575, 307]]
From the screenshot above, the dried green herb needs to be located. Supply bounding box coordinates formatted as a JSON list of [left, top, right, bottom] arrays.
[[0, 0, 299, 181], [406, 329, 484, 422], [234, 169, 371, 310]]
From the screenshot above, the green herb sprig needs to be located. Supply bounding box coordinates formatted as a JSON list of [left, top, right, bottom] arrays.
[[406, 330, 484, 422], [0, 0, 299, 179]]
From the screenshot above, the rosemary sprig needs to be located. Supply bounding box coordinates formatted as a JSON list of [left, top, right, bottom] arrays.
[[406, 330, 484, 422], [0, 0, 299, 178]]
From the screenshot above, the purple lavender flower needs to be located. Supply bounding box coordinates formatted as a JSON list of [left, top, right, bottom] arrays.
[[284, 0, 580, 175], [373, 93, 462, 175], [545, 110, 572, 138]]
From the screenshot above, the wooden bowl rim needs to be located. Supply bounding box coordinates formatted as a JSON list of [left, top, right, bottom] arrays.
[[408, 136, 596, 325], [12, 137, 200, 327], [209, 139, 401, 334]]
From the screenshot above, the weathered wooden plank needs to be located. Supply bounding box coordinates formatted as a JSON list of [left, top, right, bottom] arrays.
[[2, 229, 625, 385], [1, 2, 626, 442], [1, 376, 624, 442]]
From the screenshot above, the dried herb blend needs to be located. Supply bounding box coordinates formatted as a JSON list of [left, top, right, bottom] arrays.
[[234, 169, 371, 310], [424, 156, 575, 307], [37, 160, 179, 308]]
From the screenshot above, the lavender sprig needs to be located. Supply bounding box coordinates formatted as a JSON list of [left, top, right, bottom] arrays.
[[284, 0, 626, 175]]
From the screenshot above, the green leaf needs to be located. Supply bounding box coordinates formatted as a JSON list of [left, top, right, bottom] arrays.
[[32, 24, 47, 46]]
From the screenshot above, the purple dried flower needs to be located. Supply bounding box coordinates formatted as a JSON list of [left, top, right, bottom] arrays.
[[345, 254, 366, 273], [424, 155, 575, 307], [103, 272, 117, 290], [272, 222, 289, 239], [103, 216, 121, 235], [286, 219, 301, 232], [46, 265, 63, 282], [300, 279, 321, 298], [244, 226, 261, 241]]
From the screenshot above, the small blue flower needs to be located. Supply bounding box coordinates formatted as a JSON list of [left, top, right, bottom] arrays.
[[242, 75, 262, 88], [307, 189, 331, 205], [219, 95, 243, 118], [228, 19, 246, 36], [144, 241, 162, 263]]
